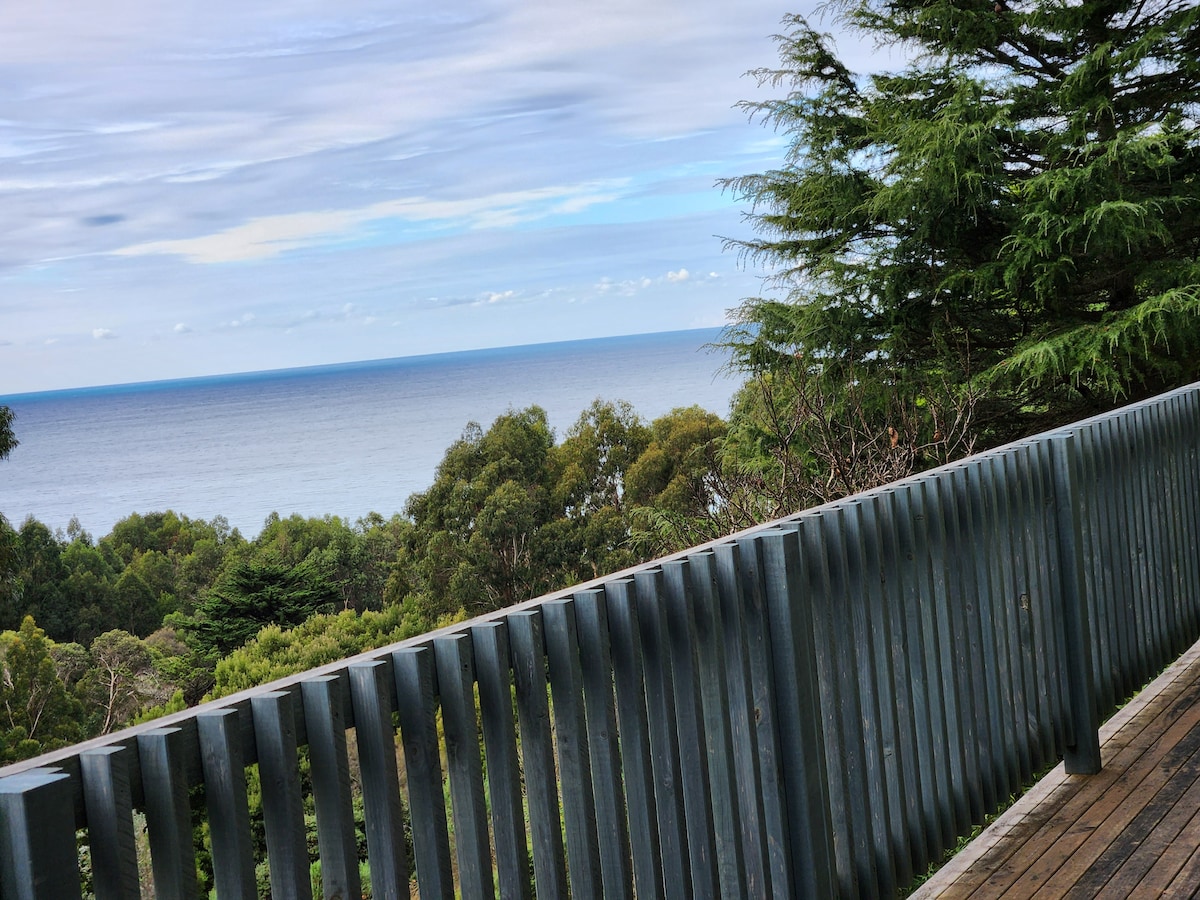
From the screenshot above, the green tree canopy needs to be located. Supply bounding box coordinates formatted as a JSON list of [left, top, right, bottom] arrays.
[[0, 407, 15, 462], [176, 558, 339, 658], [402, 407, 560, 616], [0, 616, 85, 761], [724, 1, 1200, 442]]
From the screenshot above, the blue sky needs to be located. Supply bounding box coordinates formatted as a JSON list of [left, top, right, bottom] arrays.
[[0, 0, 881, 394]]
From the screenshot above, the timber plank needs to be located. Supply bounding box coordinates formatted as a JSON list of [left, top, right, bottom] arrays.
[[912, 638, 1200, 900], [1170, 839, 1200, 898], [1026, 719, 1200, 897], [1125, 805, 1200, 896], [968, 678, 1200, 896], [946, 680, 1180, 896], [1091, 750, 1200, 898]]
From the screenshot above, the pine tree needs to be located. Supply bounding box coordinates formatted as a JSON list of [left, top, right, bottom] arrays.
[[723, 0, 1200, 441]]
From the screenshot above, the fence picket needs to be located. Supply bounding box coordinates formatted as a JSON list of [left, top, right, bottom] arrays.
[[604, 578, 667, 900]]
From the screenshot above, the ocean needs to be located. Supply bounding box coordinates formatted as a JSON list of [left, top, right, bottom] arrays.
[[0, 329, 740, 539]]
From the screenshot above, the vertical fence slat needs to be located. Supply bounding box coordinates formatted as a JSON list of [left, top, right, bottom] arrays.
[[138, 727, 198, 900], [877, 490, 932, 876], [0, 769, 82, 900], [1017, 441, 1056, 763], [955, 464, 1003, 806], [660, 558, 722, 900], [712, 541, 775, 898], [947, 465, 1000, 817], [1077, 425, 1118, 716], [1176, 394, 1200, 643], [964, 458, 1012, 796], [848, 500, 901, 893], [1031, 439, 1074, 761], [1051, 433, 1102, 775], [393, 646, 454, 900], [791, 517, 853, 893], [80, 746, 140, 900], [434, 632, 495, 900], [542, 597, 603, 899], [573, 590, 636, 900], [300, 675, 361, 900], [683, 552, 750, 899], [925, 477, 976, 835], [888, 485, 947, 857], [252, 690, 313, 900], [1119, 412, 1154, 687], [633, 569, 694, 900], [1099, 416, 1138, 701], [853, 497, 912, 888], [1146, 404, 1176, 659], [758, 528, 836, 899], [198, 709, 257, 900], [1132, 407, 1168, 667], [989, 453, 1036, 785], [1164, 397, 1195, 653], [508, 610, 570, 900], [969, 465, 1017, 801], [998, 450, 1033, 768], [939, 472, 986, 825], [348, 659, 411, 900], [603, 579, 666, 900], [905, 481, 960, 851], [816, 508, 885, 895], [732, 534, 797, 897], [472, 621, 533, 900], [1157, 400, 1188, 657]]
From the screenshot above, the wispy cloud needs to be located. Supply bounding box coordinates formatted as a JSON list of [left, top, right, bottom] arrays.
[[111, 181, 628, 264], [0, 0, 848, 392]]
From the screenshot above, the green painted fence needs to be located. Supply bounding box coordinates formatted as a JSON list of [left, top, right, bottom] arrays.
[[1, 383, 1197, 898]]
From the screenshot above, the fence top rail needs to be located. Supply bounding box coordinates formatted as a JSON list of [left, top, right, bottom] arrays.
[[2, 379, 1196, 786]]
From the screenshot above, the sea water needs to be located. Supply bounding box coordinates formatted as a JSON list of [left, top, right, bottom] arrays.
[[0, 329, 739, 538]]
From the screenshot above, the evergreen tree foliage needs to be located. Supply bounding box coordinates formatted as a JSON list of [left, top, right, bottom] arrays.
[[723, 0, 1200, 440], [0, 407, 15, 461], [208, 605, 455, 699], [0, 616, 86, 761], [177, 559, 340, 658]]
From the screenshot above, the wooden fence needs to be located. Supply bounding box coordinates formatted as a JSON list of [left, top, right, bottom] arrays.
[[1, 382, 1197, 899]]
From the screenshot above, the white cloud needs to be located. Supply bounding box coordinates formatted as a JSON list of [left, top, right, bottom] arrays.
[[667, 268, 690, 282], [173, 322, 191, 333], [92, 327, 116, 339], [110, 181, 627, 264]]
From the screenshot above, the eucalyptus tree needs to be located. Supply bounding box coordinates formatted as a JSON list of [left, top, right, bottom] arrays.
[[724, 0, 1200, 444]]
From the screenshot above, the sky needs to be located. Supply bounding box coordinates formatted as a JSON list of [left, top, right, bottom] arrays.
[[0, 0, 881, 395]]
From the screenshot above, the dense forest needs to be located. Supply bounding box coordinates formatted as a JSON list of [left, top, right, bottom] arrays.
[[3, 0, 1199, 764], [0, 385, 961, 761]]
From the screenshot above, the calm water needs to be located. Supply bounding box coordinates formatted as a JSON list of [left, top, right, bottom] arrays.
[[0, 329, 738, 538]]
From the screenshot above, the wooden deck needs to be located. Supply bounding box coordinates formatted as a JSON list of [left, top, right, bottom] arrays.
[[915, 637, 1200, 898]]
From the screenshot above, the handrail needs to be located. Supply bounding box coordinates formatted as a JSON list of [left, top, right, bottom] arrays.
[[1, 382, 1197, 899]]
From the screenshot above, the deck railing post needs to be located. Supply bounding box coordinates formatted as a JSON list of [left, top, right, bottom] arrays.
[[1050, 433, 1102, 775], [0, 768, 82, 900]]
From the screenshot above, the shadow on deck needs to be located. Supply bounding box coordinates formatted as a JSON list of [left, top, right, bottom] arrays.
[[917, 636, 1200, 898]]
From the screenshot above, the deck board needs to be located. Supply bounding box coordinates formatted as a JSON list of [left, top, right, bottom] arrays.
[[915, 638, 1200, 898]]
